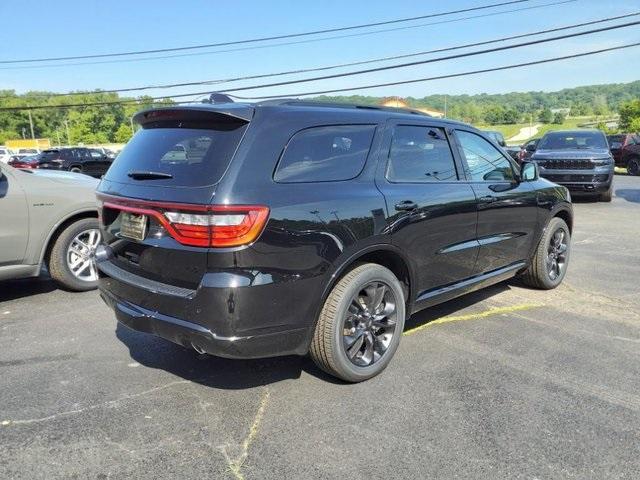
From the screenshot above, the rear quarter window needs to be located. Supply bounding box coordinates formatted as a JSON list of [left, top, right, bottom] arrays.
[[274, 125, 376, 183]]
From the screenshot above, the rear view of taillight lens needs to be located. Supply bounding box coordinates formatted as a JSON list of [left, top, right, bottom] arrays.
[[163, 206, 269, 247], [98, 194, 270, 248]]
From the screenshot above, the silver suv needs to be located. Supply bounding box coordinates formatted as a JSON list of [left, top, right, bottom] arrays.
[[0, 163, 101, 291]]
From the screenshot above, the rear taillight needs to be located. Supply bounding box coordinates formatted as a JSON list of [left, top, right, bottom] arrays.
[[98, 194, 269, 248]]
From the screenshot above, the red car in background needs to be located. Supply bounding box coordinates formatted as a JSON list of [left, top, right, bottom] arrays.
[[8, 154, 40, 169], [607, 134, 640, 176]]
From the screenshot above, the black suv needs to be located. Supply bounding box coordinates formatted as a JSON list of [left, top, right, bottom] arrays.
[[38, 147, 114, 177], [531, 130, 614, 201], [96, 100, 573, 382]]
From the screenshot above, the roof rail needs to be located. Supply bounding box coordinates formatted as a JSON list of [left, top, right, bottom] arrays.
[[254, 98, 431, 116]]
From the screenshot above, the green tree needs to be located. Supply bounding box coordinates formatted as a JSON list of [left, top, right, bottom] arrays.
[[552, 112, 566, 124], [502, 108, 519, 124], [539, 108, 553, 123], [484, 106, 505, 125], [619, 99, 640, 131], [114, 123, 133, 143]]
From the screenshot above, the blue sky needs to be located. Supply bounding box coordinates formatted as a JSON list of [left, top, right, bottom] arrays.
[[0, 0, 638, 101]]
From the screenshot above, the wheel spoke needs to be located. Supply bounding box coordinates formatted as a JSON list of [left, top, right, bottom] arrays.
[[346, 333, 365, 359], [349, 299, 364, 315], [367, 283, 387, 313], [74, 260, 91, 275], [372, 315, 396, 330], [362, 332, 375, 365], [69, 243, 85, 256]]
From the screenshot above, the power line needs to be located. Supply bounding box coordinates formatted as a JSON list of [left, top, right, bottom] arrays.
[[0, 0, 574, 70], [3, 11, 632, 100], [229, 42, 640, 99], [0, 1, 529, 64], [1, 42, 637, 111], [213, 20, 640, 92]]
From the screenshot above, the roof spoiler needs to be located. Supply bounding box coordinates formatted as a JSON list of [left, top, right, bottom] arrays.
[[133, 103, 254, 126]]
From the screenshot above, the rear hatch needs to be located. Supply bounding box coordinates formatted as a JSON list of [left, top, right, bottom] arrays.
[[97, 105, 253, 290]]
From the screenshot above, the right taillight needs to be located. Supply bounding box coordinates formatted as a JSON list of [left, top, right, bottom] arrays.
[[163, 206, 270, 247]]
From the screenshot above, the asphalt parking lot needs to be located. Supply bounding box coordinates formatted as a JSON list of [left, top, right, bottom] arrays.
[[1, 174, 639, 480]]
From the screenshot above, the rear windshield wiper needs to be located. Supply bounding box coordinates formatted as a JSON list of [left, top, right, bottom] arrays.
[[127, 170, 173, 180]]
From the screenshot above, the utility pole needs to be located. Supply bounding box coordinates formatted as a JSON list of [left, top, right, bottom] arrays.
[[444, 95, 447, 119], [56, 131, 61, 146], [64, 120, 71, 145], [28, 110, 35, 139], [130, 116, 135, 135]]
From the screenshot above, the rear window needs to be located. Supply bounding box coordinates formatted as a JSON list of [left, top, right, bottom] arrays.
[[104, 123, 247, 186], [274, 125, 376, 183], [40, 150, 61, 160]]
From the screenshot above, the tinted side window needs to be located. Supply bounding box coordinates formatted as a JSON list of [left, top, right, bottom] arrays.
[[456, 130, 515, 182], [386, 126, 457, 182], [274, 125, 376, 183]]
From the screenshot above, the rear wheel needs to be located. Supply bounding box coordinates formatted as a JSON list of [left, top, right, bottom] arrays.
[[310, 263, 405, 383], [628, 158, 640, 176], [521, 217, 570, 290], [48, 218, 101, 291]]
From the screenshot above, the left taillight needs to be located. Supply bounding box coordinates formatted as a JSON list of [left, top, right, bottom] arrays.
[[98, 194, 269, 248]]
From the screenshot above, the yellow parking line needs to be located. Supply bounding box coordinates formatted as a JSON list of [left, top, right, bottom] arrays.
[[403, 303, 542, 336]]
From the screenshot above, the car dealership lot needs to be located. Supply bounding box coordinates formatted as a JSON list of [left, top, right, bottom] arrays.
[[1, 175, 639, 480]]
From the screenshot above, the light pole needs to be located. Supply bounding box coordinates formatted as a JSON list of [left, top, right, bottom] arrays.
[[28, 110, 35, 139], [64, 120, 71, 145]]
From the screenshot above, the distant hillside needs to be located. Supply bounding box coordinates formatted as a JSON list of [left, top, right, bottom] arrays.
[[313, 80, 640, 125]]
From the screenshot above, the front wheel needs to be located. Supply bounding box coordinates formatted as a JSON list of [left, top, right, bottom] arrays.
[[48, 217, 101, 291], [600, 183, 613, 202], [310, 263, 406, 383], [628, 158, 640, 176], [521, 217, 571, 290]]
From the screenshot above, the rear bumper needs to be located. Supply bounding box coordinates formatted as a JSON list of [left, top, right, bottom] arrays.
[[38, 163, 65, 171], [96, 252, 320, 359], [99, 288, 308, 359]]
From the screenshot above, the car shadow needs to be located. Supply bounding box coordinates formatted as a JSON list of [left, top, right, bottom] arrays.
[[116, 282, 511, 389], [0, 276, 58, 302], [615, 189, 640, 203]]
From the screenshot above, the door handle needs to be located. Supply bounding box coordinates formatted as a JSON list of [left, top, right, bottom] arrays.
[[395, 200, 418, 212], [479, 195, 498, 203]]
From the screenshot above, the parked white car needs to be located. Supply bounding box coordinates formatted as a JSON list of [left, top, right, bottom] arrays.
[[0, 146, 14, 163]]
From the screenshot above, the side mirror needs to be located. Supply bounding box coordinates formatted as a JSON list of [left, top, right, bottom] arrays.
[[521, 161, 539, 182], [525, 144, 537, 152], [610, 142, 622, 150], [499, 140, 507, 147]]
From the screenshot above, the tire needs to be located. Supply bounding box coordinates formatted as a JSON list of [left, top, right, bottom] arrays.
[[69, 166, 82, 173], [310, 263, 406, 383], [628, 158, 640, 176], [521, 217, 571, 290], [48, 217, 101, 291], [600, 183, 613, 202]]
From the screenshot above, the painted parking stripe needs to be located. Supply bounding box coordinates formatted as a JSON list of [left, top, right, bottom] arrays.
[[403, 304, 543, 336]]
